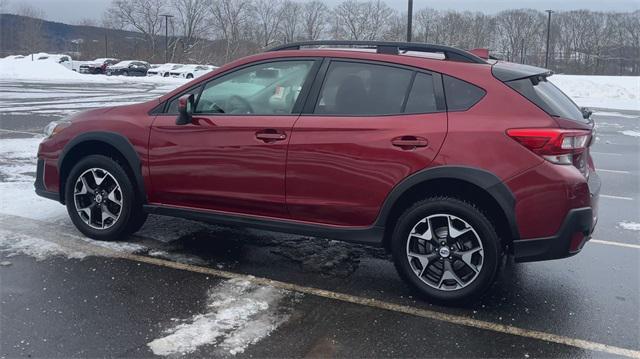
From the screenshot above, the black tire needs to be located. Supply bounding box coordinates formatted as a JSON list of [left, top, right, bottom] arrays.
[[122, 70, 128, 76], [65, 155, 147, 241], [391, 197, 501, 304], [186, 73, 194, 79], [163, 72, 170, 77]]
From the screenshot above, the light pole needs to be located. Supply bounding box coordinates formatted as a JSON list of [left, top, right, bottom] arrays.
[[406, 0, 413, 42], [545, 10, 553, 69], [160, 14, 174, 63]]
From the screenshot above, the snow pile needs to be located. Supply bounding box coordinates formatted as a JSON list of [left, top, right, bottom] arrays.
[[0, 229, 87, 260], [0, 56, 188, 85], [0, 57, 93, 82], [148, 278, 294, 356], [550, 75, 640, 111]]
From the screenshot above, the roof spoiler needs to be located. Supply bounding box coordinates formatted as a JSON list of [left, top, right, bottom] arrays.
[[492, 61, 553, 82], [468, 48, 489, 60]]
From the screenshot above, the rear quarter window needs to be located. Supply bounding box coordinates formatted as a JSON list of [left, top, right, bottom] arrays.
[[443, 75, 486, 111]]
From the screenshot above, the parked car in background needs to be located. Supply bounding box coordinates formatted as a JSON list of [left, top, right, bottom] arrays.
[[105, 61, 150, 76], [147, 63, 183, 77], [169, 64, 216, 79], [79, 58, 120, 74], [4, 54, 25, 59]]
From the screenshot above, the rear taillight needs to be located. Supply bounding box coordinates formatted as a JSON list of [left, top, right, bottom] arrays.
[[506, 128, 592, 167]]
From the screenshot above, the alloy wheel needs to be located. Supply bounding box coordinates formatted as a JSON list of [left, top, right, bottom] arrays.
[[406, 214, 484, 291], [73, 168, 123, 230]]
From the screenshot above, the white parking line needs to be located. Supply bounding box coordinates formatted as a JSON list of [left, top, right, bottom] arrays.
[[597, 169, 631, 174], [591, 239, 640, 250], [591, 151, 623, 156], [600, 194, 634, 201], [0, 128, 42, 136]]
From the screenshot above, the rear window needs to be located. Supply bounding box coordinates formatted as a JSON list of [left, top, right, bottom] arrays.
[[506, 76, 586, 123], [443, 75, 485, 111], [405, 73, 438, 113], [315, 61, 413, 115]]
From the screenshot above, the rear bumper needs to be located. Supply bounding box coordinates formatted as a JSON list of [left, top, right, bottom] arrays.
[[512, 207, 595, 262]]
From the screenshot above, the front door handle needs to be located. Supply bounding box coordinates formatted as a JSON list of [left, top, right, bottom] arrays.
[[256, 129, 287, 142], [391, 136, 429, 149]]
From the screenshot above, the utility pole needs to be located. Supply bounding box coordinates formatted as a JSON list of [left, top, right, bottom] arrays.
[[104, 31, 108, 58], [160, 14, 174, 63], [545, 10, 553, 69], [406, 0, 413, 42]]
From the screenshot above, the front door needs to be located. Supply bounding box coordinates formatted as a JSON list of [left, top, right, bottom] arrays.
[[148, 59, 318, 218]]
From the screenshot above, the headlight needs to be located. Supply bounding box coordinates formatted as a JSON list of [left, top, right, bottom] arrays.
[[44, 121, 70, 138]]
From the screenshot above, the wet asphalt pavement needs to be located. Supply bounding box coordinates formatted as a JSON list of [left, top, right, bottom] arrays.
[[0, 80, 638, 358]]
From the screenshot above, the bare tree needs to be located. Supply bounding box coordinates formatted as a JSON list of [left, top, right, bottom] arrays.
[[301, 1, 329, 41], [209, 0, 253, 63], [279, 1, 302, 43], [0, 0, 10, 13], [250, 0, 284, 47], [105, 0, 168, 61], [495, 9, 544, 63], [16, 4, 45, 53], [333, 0, 391, 40], [170, 0, 210, 61]]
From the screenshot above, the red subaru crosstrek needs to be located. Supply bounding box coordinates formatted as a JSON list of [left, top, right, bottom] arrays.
[[35, 41, 599, 303]]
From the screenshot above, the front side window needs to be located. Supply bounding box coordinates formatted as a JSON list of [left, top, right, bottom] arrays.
[[195, 60, 314, 115], [315, 61, 413, 115]]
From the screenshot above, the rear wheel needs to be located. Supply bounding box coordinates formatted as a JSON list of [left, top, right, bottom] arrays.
[[65, 155, 147, 241], [186, 73, 194, 79], [391, 197, 501, 304], [122, 70, 129, 76]]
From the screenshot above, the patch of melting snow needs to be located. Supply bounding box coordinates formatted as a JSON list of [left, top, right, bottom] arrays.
[[147, 278, 296, 356], [620, 130, 640, 138], [0, 229, 86, 260], [618, 222, 640, 231]]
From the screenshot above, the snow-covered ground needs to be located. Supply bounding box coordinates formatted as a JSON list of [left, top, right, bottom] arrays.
[[549, 75, 639, 111]]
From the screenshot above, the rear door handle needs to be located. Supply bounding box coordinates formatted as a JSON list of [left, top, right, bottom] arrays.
[[391, 136, 429, 149], [256, 129, 287, 142]]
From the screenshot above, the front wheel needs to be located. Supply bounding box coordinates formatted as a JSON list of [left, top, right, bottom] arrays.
[[65, 155, 147, 241], [391, 197, 501, 304]]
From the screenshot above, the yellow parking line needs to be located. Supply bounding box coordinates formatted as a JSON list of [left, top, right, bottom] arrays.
[[1, 213, 638, 358]]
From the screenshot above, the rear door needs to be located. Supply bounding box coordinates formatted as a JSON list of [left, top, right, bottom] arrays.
[[286, 59, 448, 226]]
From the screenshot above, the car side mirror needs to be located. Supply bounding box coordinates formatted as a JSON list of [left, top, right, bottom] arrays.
[[581, 107, 593, 120], [176, 94, 194, 125]]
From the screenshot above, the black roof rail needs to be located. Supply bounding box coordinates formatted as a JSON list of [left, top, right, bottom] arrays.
[[267, 40, 488, 64]]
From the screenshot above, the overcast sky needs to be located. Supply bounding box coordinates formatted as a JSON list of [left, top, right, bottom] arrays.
[[6, 0, 639, 24]]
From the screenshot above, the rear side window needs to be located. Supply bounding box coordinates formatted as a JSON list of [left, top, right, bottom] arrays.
[[506, 76, 586, 123], [443, 75, 485, 111], [315, 61, 413, 115], [405, 73, 437, 113]]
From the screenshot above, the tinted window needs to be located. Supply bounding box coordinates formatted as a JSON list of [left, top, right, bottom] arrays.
[[196, 60, 314, 115], [315, 61, 413, 115], [507, 77, 586, 123], [405, 73, 437, 113], [443, 75, 485, 111]]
